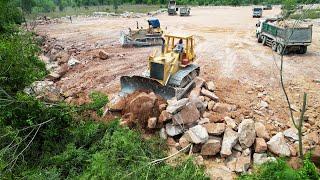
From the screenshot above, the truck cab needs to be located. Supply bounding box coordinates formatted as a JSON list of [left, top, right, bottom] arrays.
[[168, 0, 178, 15], [253, 7, 263, 18]]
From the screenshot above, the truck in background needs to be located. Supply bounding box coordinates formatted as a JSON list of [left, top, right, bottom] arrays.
[[256, 18, 313, 54], [253, 7, 263, 18], [180, 6, 191, 16], [168, 0, 178, 15]]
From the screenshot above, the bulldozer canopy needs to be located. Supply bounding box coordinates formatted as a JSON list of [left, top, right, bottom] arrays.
[[148, 18, 160, 28]]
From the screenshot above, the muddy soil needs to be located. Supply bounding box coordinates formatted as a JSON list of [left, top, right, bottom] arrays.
[[35, 6, 320, 126]]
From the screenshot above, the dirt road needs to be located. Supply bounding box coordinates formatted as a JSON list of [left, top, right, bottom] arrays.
[[35, 6, 320, 127]]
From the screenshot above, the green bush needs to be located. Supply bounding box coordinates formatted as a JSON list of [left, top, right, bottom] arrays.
[[0, 1, 24, 33], [239, 157, 319, 180]]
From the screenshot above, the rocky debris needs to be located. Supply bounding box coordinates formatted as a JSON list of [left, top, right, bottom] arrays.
[[165, 123, 183, 136], [253, 153, 276, 165], [201, 88, 219, 101], [255, 122, 270, 140], [304, 131, 319, 146], [221, 128, 239, 157], [173, 103, 200, 125], [212, 103, 235, 113], [288, 157, 302, 170], [203, 123, 226, 135], [194, 155, 204, 166], [224, 116, 237, 130], [267, 132, 291, 156], [205, 81, 216, 91], [238, 119, 256, 148], [166, 98, 189, 114], [283, 128, 299, 141], [148, 117, 157, 129], [189, 95, 206, 112], [24, 80, 63, 103], [255, 138, 267, 153], [109, 95, 126, 112], [47, 72, 61, 81], [184, 125, 209, 144], [99, 50, 109, 60], [67, 57, 80, 67], [201, 139, 221, 156], [235, 155, 251, 173]]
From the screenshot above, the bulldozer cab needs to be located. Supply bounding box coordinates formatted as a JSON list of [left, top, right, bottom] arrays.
[[147, 18, 162, 34], [164, 34, 196, 65]]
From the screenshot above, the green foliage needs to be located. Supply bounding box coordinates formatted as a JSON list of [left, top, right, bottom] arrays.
[[0, 32, 47, 95], [239, 158, 320, 180], [78, 91, 109, 116], [291, 8, 320, 19], [0, 1, 24, 33]]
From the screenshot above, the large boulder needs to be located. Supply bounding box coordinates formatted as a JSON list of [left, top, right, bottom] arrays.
[[201, 139, 221, 156], [185, 125, 209, 144], [166, 98, 189, 114], [201, 88, 219, 101], [254, 122, 270, 140], [109, 95, 126, 111], [128, 92, 157, 126], [172, 103, 200, 125], [238, 119, 256, 148], [165, 123, 183, 137], [267, 132, 291, 157], [221, 128, 239, 157], [203, 123, 226, 135], [189, 96, 206, 112]]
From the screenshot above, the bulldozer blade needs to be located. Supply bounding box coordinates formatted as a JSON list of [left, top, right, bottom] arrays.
[[120, 76, 195, 100]]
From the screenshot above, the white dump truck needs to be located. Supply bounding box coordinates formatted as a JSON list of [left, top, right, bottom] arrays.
[[256, 18, 313, 54]]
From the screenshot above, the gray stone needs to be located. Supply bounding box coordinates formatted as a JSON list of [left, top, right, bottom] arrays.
[[159, 128, 167, 139], [165, 123, 183, 137], [198, 118, 210, 125], [267, 132, 291, 156], [166, 98, 189, 114], [201, 88, 219, 101], [238, 119, 256, 148], [283, 128, 299, 141], [67, 57, 80, 67], [185, 125, 209, 144], [221, 128, 239, 157]]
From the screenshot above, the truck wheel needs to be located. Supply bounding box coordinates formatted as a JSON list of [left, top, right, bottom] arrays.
[[262, 36, 267, 46], [298, 46, 307, 54], [272, 42, 277, 51], [277, 44, 284, 55], [257, 34, 262, 43]]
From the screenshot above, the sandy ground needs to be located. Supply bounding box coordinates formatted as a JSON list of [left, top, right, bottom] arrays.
[[35, 6, 320, 128]]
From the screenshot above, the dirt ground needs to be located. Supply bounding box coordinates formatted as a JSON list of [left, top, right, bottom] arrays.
[[35, 6, 320, 128]]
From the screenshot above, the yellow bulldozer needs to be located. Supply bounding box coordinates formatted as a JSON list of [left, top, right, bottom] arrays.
[[120, 34, 200, 100]]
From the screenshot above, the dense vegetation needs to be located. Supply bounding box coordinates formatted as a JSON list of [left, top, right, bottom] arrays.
[[239, 157, 319, 180], [0, 1, 208, 179], [12, 0, 320, 14]]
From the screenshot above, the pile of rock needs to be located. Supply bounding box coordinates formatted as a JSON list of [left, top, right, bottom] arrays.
[[110, 77, 320, 173]]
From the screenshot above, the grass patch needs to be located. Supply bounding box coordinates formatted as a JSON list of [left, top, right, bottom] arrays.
[[238, 157, 319, 180]]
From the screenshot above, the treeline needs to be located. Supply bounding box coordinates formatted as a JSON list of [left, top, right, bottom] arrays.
[[15, 0, 319, 13]]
